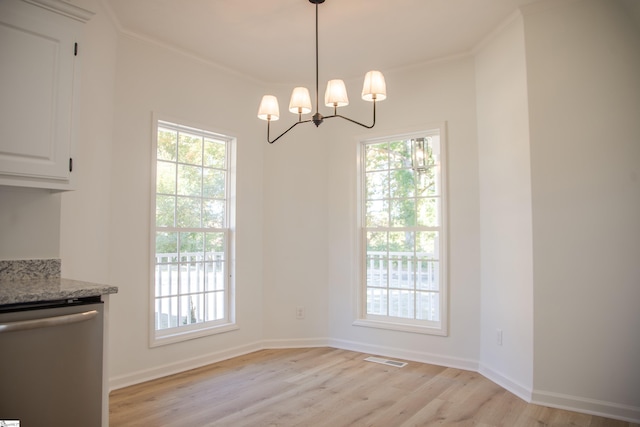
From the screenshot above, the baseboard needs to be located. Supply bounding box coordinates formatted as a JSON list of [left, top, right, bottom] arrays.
[[108, 340, 263, 391], [262, 337, 331, 349], [532, 389, 640, 424], [478, 363, 532, 402], [328, 337, 479, 372]]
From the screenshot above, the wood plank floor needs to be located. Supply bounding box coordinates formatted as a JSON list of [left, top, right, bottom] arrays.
[[109, 347, 638, 427]]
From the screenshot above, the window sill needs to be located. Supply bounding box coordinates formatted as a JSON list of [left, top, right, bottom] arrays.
[[353, 318, 447, 336], [150, 322, 238, 348]]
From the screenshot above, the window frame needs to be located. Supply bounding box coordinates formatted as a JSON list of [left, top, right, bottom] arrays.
[[149, 113, 237, 347], [354, 124, 449, 336]]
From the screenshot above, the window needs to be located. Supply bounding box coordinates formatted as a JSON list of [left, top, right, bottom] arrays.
[[356, 126, 447, 335], [151, 117, 236, 346]]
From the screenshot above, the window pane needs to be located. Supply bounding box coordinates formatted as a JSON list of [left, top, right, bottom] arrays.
[[389, 289, 414, 318], [205, 232, 226, 292], [179, 232, 204, 258], [367, 231, 387, 252], [389, 257, 413, 289], [367, 288, 387, 315], [205, 232, 225, 255], [156, 161, 176, 194], [204, 138, 225, 168], [180, 294, 203, 325], [203, 168, 225, 199], [177, 164, 202, 196], [178, 132, 203, 165], [417, 260, 439, 291], [205, 291, 225, 321], [366, 256, 387, 288], [156, 296, 178, 330], [193, 293, 206, 324], [365, 143, 388, 171], [416, 231, 438, 258], [203, 200, 225, 228], [417, 166, 439, 196], [389, 231, 414, 253], [205, 261, 225, 291], [427, 136, 440, 164], [365, 200, 388, 227], [390, 198, 416, 227], [389, 169, 414, 198], [417, 197, 439, 227], [388, 140, 411, 170], [156, 232, 178, 260], [156, 195, 175, 227], [182, 262, 205, 294], [155, 262, 179, 296], [157, 128, 177, 161], [176, 197, 201, 228], [366, 171, 388, 200], [416, 292, 439, 321]]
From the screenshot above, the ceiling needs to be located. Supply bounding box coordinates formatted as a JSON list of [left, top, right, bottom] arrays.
[[104, 0, 542, 85]]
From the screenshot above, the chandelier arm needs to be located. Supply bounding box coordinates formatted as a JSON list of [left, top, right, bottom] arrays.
[[267, 119, 313, 144], [325, 99, 378, 129]]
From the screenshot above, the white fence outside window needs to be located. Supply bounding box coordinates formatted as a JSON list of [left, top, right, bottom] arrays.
[[154, 251, 226, 330], [366, 251, 440, 321]]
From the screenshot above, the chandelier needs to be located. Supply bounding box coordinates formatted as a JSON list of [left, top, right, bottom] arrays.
[[257, 0, 387, 144]]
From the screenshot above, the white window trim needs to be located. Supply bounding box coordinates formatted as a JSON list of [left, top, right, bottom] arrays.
[[149, 112, 237, 348], [354, 123, 449, 336]]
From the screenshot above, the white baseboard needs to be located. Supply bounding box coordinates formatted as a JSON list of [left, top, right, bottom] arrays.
[[478, 363, 532, 402], [108, 341, 263, 391], [262, 337, 330, 349], [328, 337, 479, 372], [532, 390, 640, 424]]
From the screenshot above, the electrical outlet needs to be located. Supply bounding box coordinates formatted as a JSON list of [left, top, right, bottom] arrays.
[[296, 306, 305, 320], [496, 329, 503, 346]]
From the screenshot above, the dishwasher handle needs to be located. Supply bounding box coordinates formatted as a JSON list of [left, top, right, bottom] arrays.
[[0, 309, 98, 334]]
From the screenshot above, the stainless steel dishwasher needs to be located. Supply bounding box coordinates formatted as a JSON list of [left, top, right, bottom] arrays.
[[0, 296, 104, 426]]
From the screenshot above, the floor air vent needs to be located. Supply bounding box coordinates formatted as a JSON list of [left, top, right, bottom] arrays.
[[364, 356, 407, 368]]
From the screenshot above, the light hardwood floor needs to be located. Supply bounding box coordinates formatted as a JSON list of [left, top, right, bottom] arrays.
[[109, 347, 637, 426]]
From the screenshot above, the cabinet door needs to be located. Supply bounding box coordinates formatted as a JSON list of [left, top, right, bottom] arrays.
[[0, 0, 82, 185]]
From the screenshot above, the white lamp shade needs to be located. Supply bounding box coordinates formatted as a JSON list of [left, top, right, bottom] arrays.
[[258, 95, 280, 121], [361, 70, 387, 102], [288, 87, 312, 114], [324, 79, 349, 107]]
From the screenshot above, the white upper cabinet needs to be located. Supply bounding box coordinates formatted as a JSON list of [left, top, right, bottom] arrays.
[[0, 0, 93, 190]]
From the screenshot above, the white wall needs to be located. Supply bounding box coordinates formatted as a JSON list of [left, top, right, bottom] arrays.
[[475, 14, 534, 399], [326, 56, 482, 368], [262, 119, 330, 344], [523, 0, 640, 419], [107, 34, 267, 385], [0, 186, 60, 259]]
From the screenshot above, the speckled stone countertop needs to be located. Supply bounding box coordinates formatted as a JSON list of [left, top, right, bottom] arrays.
[[0, 259, 118, 305]]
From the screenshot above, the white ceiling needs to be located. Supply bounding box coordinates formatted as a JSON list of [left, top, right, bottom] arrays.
[[104, 0, 542, 85]]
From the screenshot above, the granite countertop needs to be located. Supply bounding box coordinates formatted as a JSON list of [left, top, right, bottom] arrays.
[[0, 277, 118, 305], [0, 259, 118, 305]]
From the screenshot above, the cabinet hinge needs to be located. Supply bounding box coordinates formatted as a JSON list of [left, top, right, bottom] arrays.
[[69, 158, 73, 172], [74, 43, 78, 56]]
